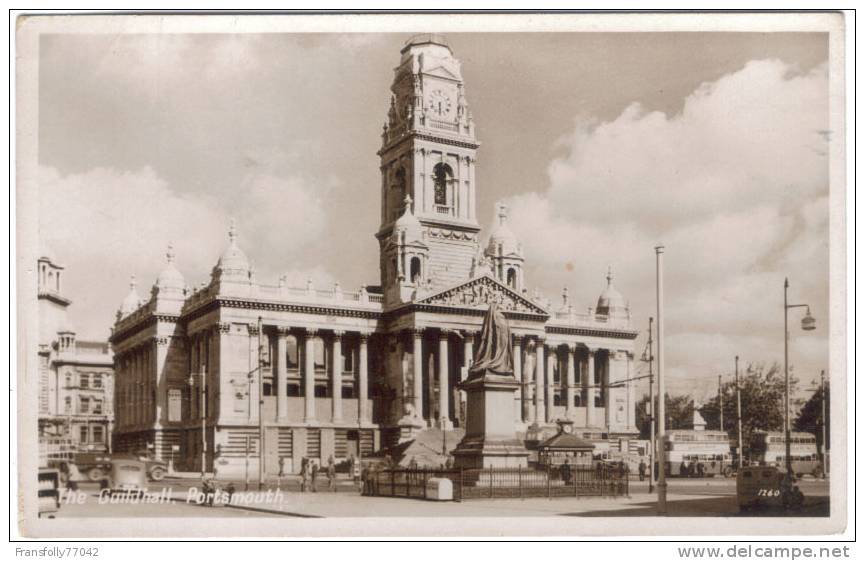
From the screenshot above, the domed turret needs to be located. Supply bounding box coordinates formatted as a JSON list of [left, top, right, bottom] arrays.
[[486, 203, 521, 258], [155, 243, 185, 292], [596, 266, 629, 319], [212, 219, 250, 279], [119, 275, 144, 317], [393, 194, 423, 243]]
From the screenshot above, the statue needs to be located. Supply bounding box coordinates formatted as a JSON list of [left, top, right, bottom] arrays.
[[468, 302, 513, 378]]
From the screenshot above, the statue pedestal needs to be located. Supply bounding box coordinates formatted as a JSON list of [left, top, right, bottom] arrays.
[[452, 371, 529, 469]]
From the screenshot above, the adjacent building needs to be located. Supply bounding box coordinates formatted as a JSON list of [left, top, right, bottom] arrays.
[[38, 251, 114, 453], [109, 34, 639, 478]]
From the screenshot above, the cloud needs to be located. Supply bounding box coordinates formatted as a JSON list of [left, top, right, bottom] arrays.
[[38, 165, 330, 339], [505, 59, 830, 395]]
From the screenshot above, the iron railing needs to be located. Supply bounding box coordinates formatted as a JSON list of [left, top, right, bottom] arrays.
[[364, 464, 629, 501]]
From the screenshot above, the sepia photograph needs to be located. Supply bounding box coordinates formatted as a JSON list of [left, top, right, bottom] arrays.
[[13, 11, 850, 540]]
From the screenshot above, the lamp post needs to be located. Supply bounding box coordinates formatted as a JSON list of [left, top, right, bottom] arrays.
[[735, 356, 743, 470], [655, 245, 667, 514], [643, 317, 655, 493], [783, 278, 815, 483], [820, 369, 827, 477], [188, 363, 206, 479]]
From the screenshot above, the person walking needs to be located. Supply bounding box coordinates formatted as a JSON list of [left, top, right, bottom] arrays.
[[561, 458, 572, 485], [327, 456, 337, 492], [638, 459, 647, 482]]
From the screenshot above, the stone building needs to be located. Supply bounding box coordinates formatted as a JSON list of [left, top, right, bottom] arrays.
[[109, 34, 638, 478], [38, 251, 114, 453]]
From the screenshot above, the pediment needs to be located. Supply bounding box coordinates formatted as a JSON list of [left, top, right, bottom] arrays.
[[422, 65, 460, 81], [416, 275, 548, 316]]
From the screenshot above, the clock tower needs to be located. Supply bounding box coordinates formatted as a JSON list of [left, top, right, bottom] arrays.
[[377, 34, 481, 307]]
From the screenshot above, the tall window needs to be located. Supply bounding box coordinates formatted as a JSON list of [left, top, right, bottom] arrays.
[[79, 397, 90, 414], [79, 426, 88, 444], [64, 397, 71, 413], [433, 163, 452, 206], [506, 267, 517, 288], [286, 335, 299, 369], [410, 257, 421, 283], [92, 374, 102, 389], [313, 338, 326, 371], [93, 399, 103, 415], [92, 426, 104, 445], [79, 374, 89, 389]]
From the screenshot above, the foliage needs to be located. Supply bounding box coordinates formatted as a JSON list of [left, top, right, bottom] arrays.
[[698, 362, 791, 453], [635, 393, 696, 439], [795, 381, 830, 450]]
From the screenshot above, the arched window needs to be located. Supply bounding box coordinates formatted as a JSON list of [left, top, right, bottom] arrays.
[[433, 163, 453, 206], [574, 394, 582, 407], [506, 267, 517, 288], [410, 256, 421, 283]]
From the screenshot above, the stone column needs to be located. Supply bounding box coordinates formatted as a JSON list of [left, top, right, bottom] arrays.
[[412, 329, 424, 419], [546, 347, 556, 423], [534, 338, 545, 425], [358, 333, 369, 423], [331, 331, 344, 422], [586, 349, 596, 427], [438, 330, 451, 429], [512, 335, 523, 422], [461, 331, 473, 423], [304, 330, 317, 423], [565, 344, 576, 415], [276, 330, 288, 420]]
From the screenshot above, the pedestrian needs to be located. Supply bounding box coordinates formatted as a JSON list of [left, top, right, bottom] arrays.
[[310, 461, 319, 492], [300, 457, 309, 493], [561, 458, 572, 485], [226, 482, 236, 504], [327, 456, 336, 492], [638, 459, 647, 482]]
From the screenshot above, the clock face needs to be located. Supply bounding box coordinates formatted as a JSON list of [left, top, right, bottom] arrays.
[[427, 89, 453, 118]]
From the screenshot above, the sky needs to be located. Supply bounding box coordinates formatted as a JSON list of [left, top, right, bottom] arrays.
[[36, 31, 831, 401]]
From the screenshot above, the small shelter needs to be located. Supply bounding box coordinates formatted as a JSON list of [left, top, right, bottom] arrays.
[[537, 420, 595, 467]]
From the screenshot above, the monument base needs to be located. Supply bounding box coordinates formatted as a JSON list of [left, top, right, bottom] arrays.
[[452, 370, 529, 469]]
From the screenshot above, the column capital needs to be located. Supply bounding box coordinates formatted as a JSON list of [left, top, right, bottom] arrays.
[[332, 330, 346, 339], [462, 329, 478, 338], [216, 322, 231, 334], [276, 326, 292, 336], [587, 346, 600, 356], [305, 328, 319, 338], [512, 334, 524, 344], [408, 327, 425, 338], [247, 323, 260, 336], [535, 335, 547, 345], [438, 329, 451, 340], [358, 331, 371, 342]]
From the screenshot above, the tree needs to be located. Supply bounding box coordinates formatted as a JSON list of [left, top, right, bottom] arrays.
[[635, 393, 696, 439], [699, 362, 793, 456], [795, 381, 830, 452]]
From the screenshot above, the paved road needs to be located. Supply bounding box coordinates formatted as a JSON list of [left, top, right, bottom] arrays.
[[45, 477, 828, 518]]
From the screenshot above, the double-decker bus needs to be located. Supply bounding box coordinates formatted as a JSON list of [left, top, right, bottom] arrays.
[[662, 430, 734, 477], [748, 431, 821, 478]]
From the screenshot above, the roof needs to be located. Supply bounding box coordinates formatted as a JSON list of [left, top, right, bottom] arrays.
[[538, 432, 595, 450]]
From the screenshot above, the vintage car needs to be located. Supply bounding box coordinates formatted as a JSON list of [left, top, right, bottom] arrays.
[[108, 458, 148, 496], [736, 465, 803, 511]]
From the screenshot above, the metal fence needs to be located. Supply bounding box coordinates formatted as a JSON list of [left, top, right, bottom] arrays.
[[364, 464, 629, 501]]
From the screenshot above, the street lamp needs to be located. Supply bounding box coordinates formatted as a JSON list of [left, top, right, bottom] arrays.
[[188, 366, 206, 480], [783, 278, 815, 485]]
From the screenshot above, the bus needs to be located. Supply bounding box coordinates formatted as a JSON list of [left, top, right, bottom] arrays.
[[748, 431, 821, 478], [662, 430, 734, 477]]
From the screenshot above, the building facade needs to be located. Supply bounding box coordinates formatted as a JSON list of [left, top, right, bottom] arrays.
[[38, 252, 115, 453], [109, 35, 639, 478]]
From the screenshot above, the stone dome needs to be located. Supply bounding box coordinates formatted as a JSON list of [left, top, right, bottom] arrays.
[[155, 244, 185, 290], [119, 275, 144, 316], [596, 267, 629, 318], [214, 220, 250, 274], [393, 194, 423, 242], [486, 203, 520, 257]]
